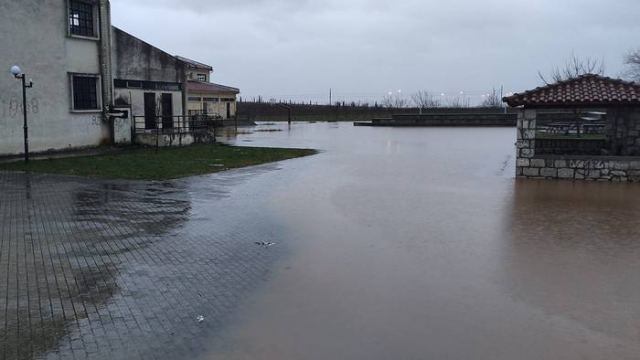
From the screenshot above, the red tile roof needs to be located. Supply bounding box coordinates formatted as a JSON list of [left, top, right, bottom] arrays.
[[503, 74, 640, 108], [187, 81, 240, 94]]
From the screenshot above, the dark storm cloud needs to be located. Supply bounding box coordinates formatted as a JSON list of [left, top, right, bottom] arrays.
[[111, 0, 640, 104]]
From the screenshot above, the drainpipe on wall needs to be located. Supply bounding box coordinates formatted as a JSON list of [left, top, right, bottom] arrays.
[[99, 0, 114, 144], [182, 66, 188, 119]]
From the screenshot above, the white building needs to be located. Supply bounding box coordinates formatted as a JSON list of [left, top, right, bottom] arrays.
[[0, 0, 114, 155], [0, 0, 238, 156]]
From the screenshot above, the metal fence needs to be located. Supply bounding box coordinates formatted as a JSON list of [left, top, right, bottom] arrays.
[[535, 111, 608, 155], [536, 111, 607, 138], [133, 114, 223, 135], [132, 115, 224, 149]]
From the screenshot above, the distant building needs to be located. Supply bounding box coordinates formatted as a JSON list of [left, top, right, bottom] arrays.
[[504, 74, 640, 182], [177, 56, 240, 120]]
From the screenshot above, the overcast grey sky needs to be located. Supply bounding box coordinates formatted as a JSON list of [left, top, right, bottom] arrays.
[[111, 0, 639, 104]]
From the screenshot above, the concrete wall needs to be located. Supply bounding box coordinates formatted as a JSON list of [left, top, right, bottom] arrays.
[[114, 89, 183, 121], [186, 69, 210, 82], [187, 94, 237, 119], [112, 28, 184, 84], [356, 113, 516, 127], [0, 0, 111, 156], [135, 133, 195, 147], [111, 28, 185, 123]]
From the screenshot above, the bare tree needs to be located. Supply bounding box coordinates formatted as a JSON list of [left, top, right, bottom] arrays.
[[382, 95, 410, 109], [538, 54, 605, 85], [624, 49, 640, 82], [411, 91, 441, 113], [481, 88, 502, 108], [447, 96, 471, 108]]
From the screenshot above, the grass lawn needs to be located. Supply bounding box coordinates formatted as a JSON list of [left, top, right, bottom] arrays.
[[0, 144, 317, 181]]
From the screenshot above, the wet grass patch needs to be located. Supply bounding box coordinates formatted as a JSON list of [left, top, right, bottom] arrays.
[[0, 144, 317, 181]]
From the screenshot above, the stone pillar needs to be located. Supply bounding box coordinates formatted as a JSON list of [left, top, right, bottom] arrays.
[[515, 109, 537, 177]]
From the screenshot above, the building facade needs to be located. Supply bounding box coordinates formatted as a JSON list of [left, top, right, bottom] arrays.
[[178, 56, 240, 120], [0, 1, 240, 156], [112, 27, 186, 132], [0, 0, 113, 155]]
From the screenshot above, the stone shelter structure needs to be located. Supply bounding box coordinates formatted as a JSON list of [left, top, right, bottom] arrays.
[[177, 56, 240, 120], [504, 74, 640, 182]]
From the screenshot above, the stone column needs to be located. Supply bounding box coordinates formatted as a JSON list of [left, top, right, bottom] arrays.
[[515, 109, 537, 177]]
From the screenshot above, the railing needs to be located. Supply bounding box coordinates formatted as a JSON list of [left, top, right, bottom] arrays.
[[133, 114, 223, 135], [133, 115, 224, 149], [535, 111, 608, 155], [536, 112, 607, 137]]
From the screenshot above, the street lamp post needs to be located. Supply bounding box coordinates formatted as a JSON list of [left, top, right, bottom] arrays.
[[11, 65, 33, 163]]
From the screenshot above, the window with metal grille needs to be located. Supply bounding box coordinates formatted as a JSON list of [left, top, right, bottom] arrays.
[[72, 76, 99, 110], [197, 74, 207, 82], [69, 1, 95, 37]]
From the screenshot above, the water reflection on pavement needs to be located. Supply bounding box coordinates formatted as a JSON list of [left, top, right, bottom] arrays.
[[0, 164, 292, 359]]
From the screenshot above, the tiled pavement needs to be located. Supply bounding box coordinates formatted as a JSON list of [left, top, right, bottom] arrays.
[[0, 168, 285, 360]]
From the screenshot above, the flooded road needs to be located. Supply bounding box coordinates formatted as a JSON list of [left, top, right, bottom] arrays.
[[2, 122, 639, 359], [206, 122, 640, 359]]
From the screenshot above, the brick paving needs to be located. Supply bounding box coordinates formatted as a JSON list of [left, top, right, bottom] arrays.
[[0, 168, 283, 360]]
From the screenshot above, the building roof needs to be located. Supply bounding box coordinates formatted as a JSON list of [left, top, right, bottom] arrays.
[[175, 56, 213, 71], [503, 74, 640, 108], [187, 81, 240, 94]]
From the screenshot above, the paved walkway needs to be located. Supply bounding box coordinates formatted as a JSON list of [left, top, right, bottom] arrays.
[[0, 169, 282, 360]]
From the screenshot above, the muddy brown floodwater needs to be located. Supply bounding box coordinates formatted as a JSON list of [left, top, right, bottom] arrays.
[[205, 122, 640, 360]]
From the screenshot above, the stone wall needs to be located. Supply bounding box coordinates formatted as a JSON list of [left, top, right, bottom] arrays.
[[607, 108, 640, 156], [516, 109, 640, 182], [517, 156, 640, 182]]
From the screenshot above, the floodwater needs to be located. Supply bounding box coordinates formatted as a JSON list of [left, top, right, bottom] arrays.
[[203, 122, 640, 360]]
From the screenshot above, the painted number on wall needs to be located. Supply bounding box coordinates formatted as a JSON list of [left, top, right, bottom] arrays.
[[1, 98, 40, 118]]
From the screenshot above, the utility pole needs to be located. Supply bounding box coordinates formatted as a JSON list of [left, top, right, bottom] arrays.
[[329, 88, 332, 106]]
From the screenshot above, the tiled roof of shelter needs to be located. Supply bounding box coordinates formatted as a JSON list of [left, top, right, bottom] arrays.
[[503, 74, 640, 108]]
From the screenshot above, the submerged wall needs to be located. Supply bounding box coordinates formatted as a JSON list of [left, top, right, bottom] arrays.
[[366, 113, 516, 127]]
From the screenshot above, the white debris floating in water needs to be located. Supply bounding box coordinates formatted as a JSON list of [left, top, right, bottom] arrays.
[[255, 242, 276, 247], [196, 315, 205, 323]]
